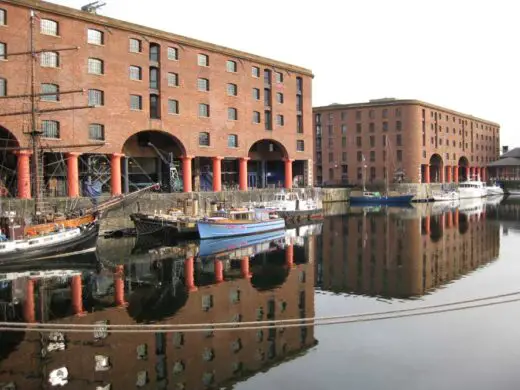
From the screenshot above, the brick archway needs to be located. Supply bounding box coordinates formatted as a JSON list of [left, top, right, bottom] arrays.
[[429, 154, 444, 183]]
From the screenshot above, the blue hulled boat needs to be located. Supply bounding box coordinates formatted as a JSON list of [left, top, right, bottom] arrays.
[[197, 209, 286, 239], [349, 191, 414, 205], [199, 230, 286, 257]]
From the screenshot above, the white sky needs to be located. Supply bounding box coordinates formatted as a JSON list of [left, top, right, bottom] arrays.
[[49, 0, 519, 148]]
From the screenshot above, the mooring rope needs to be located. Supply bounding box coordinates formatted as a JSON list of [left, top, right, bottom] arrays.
[[1, 291, 519, 333]]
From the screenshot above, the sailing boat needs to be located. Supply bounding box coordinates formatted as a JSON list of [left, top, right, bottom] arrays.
[[0, 11, 156, 266], [350, 140, 414, 205]]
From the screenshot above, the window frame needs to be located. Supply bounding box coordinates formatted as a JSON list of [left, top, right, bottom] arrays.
[[40, 51, 59, 68], [40, 18, 59, 36], [129, 65, 142, 81], [41, 120, 60, 139], [168, 99, 179, 115], [275, 71, 283, 83], [0, 42, 5, 60], [197, 78, 209, 92], [198, 53, 209, 67], [130, 94, 142, 111], [276, 114, 284, 126], [251, 66, 260, 78], [40, 83, 59, 102], [88, 123, 105, 141], [167, 47, 179, 60], [88, 89, 104, 106], [199, 103, 210, 118], [167, 72, 179, 87], [87, 58, 104, 75], [296, 140, 305, 152], [253, 111, 261, 124], [228, 134, 238, 148], [276, 92, 284, 104], [227, 83, 238, 96], [0, 77, 6, 97], [0, 8, 6, 26], [226, 60, 237, 73], [199, 132, 210, 146], [228, 107, 238, 121], [87, 28, 104, 45], [252, 88, 260, 100], [129, 38, 142, 53]]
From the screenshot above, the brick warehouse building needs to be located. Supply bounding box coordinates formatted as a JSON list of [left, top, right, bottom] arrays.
[[313, 99, 500, 186], [0, 0, 313, 199]]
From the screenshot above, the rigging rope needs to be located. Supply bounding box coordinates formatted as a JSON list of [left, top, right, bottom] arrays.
[[1, 291, 519, 333]]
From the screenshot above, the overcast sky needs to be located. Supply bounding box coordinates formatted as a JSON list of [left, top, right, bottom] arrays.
[[49, 0, 519, 148]]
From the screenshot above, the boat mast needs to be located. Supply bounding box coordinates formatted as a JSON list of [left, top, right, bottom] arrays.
[[29, 10, 43, 213]]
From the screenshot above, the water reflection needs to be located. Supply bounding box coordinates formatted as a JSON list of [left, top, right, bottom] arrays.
[[316, 201, 501, 299], [0, 226, 319, 389]]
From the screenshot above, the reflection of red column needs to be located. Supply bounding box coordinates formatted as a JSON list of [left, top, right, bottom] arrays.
[[440, 214, 445, 230], [181, 156, 193, 193], [447, 212, 453, 228], [238, 157, 249, 191], [424, 216, 431, 235], [66, 152, 80, 198], [23, 278, 36, 323], [284, 159, 293, 189], [212, 156, 223, 192], [446, 165, 452, 183], [215, 260, 224, 283], [453, 166, 459, 183], [110, 153, 123, 196], [114, 265, 127, 307], [15, 151, 32, 199], [454, 209, 459, 227], [71, 274, 86, 316], [424, 164, 430, 184], [185, 257, 198, 292], [285, 244, 294, 268], [241, 256, 252, 279]]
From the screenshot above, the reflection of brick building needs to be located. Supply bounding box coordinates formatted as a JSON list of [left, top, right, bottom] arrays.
[[315, 208, 499, 298], [313, 99, 500, 185], [0, 241, 316, 389]]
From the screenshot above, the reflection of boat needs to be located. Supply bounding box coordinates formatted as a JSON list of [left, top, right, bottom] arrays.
[[458, 198, 486, 216], [197, 209, 285, 239], [199, 230, 285, 258], [0, 220, 99, 267], [486, 195, 504, 206], [459, 176, 487, 198], [350, 191, 414, 205]]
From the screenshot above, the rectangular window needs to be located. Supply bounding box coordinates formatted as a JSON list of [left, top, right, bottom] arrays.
[[227, 83, 238, 96], [276, 92, 284, 104], [276, 114, 284, 126], [341, 124, 347, 134], [264, 69, 271, 85], [265, 111, 272, 130], [252, 66, 260, 77], [329, 152, 334, 162], [0, 78, 5, 97], [41, 120, 59, 138], [88, 58, 104, 75], [226, 60, 237, 72], [342, 152, 347, 162], [228, 107, 238, 120], [356, 123, 362, 133], [253, 111, 261, 124], [396, 120, 402, 131], [88, 89, 104, 106], [357, 151, 362, 162], [252, 88, 260, 100], [342, 137, 347, 148], [297, 140, 304, 151], [199, 132, 210, 146], [397, 150, 403, 162], [129, 38, 142, 53], [264, 88, 271, 106], [382, 134, 387, 146], [149, 67, 159, 89], [198, 78, 209, 91], [296, 95, 303, 111], [168, 99, 179, 114], [275, 71, 283, 83], [356, 136, 362, 147], [296, 76, 303, 93], [89, 123, 104, 140], [199, 103, 210, 117], [382, 121, 388, 131], [198, 53, 209, 66], [297, 115, 303, 133], [369, 123, 375, 132], [129, 65, 142, 80], [369, 109, 375, 119], [228, 134, 238, 148], [87, 29, 104, 45], [40, 19, 58, 36], [382, 108, 388, 118], [0, 9, 5, 26], [167, 47, 178, 60], [130, 94, 142, 110], [341, 111, 346, 121], [395, 108, 401, 117], [370, 151, 375, 162], [41, 83, 59, 102], [369, 135, 375, 148], [167, 72, 179, 87], [150, 94, 160, 119], [40, 51, 59, 67], [356, 111, 362, 120]]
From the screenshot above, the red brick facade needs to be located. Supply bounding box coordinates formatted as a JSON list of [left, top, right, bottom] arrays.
[[313, 99, 500, 185], [0, 0, 313, 197]]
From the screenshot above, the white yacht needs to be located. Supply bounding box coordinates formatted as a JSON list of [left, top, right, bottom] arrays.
[[458, 176, 487, 199], [486, 182, 504, 196], [432, 189, 459, 202]]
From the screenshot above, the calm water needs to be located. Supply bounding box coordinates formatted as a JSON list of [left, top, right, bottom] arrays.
[[1, 197, 520, 389]]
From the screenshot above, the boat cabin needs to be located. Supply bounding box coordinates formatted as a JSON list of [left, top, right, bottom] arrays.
[[211, 208, 277, 221], [273, 192, 300, 202]]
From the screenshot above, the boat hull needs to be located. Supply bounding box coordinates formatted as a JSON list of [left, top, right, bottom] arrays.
[[197, 218, 285, 239], [273, 208, 324, 223], [130, 213, 199, 239], [349, 195, 414, 205], [199, 230, 286, 257], [0, 223, 99, 267]]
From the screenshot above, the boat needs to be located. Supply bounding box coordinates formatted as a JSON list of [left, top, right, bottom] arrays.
[[507, 190, 520, 197], [432, 189, 459, 202], [459, 175, 487, 199], [197, 208, 285, 239], [486, 182, 504, 196], [252, 191, 323, 222], [130, 208, 199, 239], [349, 149, 414, 205], [199, 230, 286, 258]]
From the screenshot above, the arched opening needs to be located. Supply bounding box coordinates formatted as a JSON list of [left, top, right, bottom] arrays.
[[122, 130, 186, 192], [429, 154, 444, 183], [0, 126, 19, 197], [458, 213, 469, 235], [458, 156, 469, 182], [430, 215, 443, 242], [247, 139, 289, 189]]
